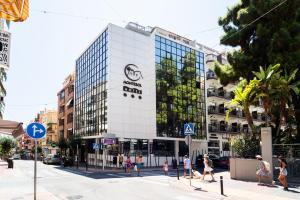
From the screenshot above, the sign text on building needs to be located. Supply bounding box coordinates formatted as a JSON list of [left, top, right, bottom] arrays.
[[0, 30, 11, 69]]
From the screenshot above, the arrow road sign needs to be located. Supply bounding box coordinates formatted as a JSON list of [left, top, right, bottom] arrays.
[[184, 123, 195, 135], [27, 122, 46, 139]]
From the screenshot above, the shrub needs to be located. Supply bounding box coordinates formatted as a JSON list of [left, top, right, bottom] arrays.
[[231, 136, 260, 158], [0, 136, 15, 159]]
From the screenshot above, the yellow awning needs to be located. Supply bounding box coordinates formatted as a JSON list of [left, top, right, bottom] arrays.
[[0, 0, 29, 22]]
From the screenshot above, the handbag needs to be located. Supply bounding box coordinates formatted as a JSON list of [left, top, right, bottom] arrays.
[[134, 165, 137, 171]]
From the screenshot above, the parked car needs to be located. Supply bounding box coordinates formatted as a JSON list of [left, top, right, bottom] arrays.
[[207, 154, 220, 167], [12, 154, 21, 160], [43, 154, 60, 165], [195, 155, 204, 168], [214, 156, 230, 169]]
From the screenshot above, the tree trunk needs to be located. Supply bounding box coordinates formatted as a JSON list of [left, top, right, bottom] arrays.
[[244, 108, 256, 137], [275, 105, 284, 139], [292, 94, 300, 142]]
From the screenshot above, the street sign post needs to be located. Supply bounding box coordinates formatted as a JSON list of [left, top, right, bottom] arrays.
[[93, 143, 101, 170], [26, 122, 46, 200], [184, 123, 195, 136], [93, 143, 101, 150], [184, 123, 195, 186]]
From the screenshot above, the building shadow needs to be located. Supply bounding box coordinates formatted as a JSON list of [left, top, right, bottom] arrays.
[[54, 165, 181, 180]]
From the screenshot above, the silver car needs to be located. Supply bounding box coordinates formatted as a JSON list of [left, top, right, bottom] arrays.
[[43, 154, 60, 165]]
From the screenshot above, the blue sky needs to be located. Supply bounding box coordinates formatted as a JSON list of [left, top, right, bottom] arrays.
[[4, 0, 237, 125]]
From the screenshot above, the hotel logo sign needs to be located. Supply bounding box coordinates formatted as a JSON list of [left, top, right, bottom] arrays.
[[124, 64, 143, 81], [123, 64, 143, 99]]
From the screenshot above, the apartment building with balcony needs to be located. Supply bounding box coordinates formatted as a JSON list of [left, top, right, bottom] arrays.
[[57, 72, 75, 140], [35, 109, 58, 155], [204, 50, 266, 156]]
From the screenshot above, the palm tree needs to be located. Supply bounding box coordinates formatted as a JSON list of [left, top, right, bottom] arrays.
[[270, 68, 300, 137], [226, 78, 261, 136], [252, 64, 281, 121]]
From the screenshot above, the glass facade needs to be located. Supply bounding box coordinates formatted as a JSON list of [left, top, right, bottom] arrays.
[[155, 35, 206, 139], [74, 29, 108, 137]]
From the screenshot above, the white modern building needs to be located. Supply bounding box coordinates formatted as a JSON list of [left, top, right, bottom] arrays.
[[74, 23, 208, 166]]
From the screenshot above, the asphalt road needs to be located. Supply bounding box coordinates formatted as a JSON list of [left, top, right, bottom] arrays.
[[0, 160, 220, 200]]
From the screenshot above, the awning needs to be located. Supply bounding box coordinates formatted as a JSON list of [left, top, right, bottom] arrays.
[[0, 0, 29, 22], [0, 119, 25, 137]]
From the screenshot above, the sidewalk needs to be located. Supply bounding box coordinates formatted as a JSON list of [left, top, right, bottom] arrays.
[[172, 171, 300, 200], [0, 160, 61, 200]]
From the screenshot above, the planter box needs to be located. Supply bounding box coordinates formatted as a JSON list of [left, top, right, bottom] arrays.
[[230, 158, 272, 183]]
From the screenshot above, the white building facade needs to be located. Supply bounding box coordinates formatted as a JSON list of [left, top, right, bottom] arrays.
[[74, 23, 208, 166]]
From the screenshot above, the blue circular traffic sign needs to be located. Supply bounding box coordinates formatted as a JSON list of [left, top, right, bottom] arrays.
[[26, 122, 46, 139]]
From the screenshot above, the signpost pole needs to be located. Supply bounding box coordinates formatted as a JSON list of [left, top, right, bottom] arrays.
[[94, 144, 96, 170], [189, 135, 191, 186], [26, 122, 46, 200], [34, 139, 37, 200], [76, 144, 79, 169], [102, 148, 105, 171]]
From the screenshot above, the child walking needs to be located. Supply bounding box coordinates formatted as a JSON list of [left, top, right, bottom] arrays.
[[163, 161, 168, 175]]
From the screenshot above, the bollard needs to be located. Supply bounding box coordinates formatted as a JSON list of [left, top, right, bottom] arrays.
[[220, 176, 224, 195], [177, 167, 179, 180]]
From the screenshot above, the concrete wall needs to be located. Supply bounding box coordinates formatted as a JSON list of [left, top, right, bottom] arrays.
[[230, 158, 258, 181], [230, 158, 272, 183]]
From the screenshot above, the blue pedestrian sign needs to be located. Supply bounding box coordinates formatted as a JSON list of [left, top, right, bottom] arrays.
[[26, 122, 46, 139], [184, 123, 195, 135], [93, 143, 101, 150]]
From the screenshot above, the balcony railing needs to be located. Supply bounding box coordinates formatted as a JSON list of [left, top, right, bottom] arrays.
[[208, 124, 250, 134], [206, 54, 217, 63], [206, 73, 217, 80], [208, 106, 267, 122], [207, 89, 233, 100]]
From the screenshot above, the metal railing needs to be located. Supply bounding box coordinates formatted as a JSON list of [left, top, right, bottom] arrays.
[[208, 106, 267, 122], [273, 144, 300, 177], [207, 89, 233, 100], [208, 124, 250, 134]]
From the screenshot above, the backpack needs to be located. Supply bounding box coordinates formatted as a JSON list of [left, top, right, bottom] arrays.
[[208, 159, 213, 168], [263, 161, 270, 173]]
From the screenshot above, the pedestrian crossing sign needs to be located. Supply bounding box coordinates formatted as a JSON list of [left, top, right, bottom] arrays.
[[93, 143, 101, 150], [184, 123, 195, 135]]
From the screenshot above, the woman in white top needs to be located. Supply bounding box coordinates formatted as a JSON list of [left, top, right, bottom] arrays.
[[277, 156, 288, 190], [201, 154, 215, 181]]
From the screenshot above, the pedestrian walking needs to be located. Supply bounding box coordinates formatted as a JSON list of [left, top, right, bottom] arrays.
[[256, 155, 271, 185], [276, 156, 288, 191], [118, 154, 124, 168], [183, 155, 191, 178], [163, 161, 168, 175], [201, 154, 215, 181], [136, 155, 143, 176], [125, 155, 132, 174]]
